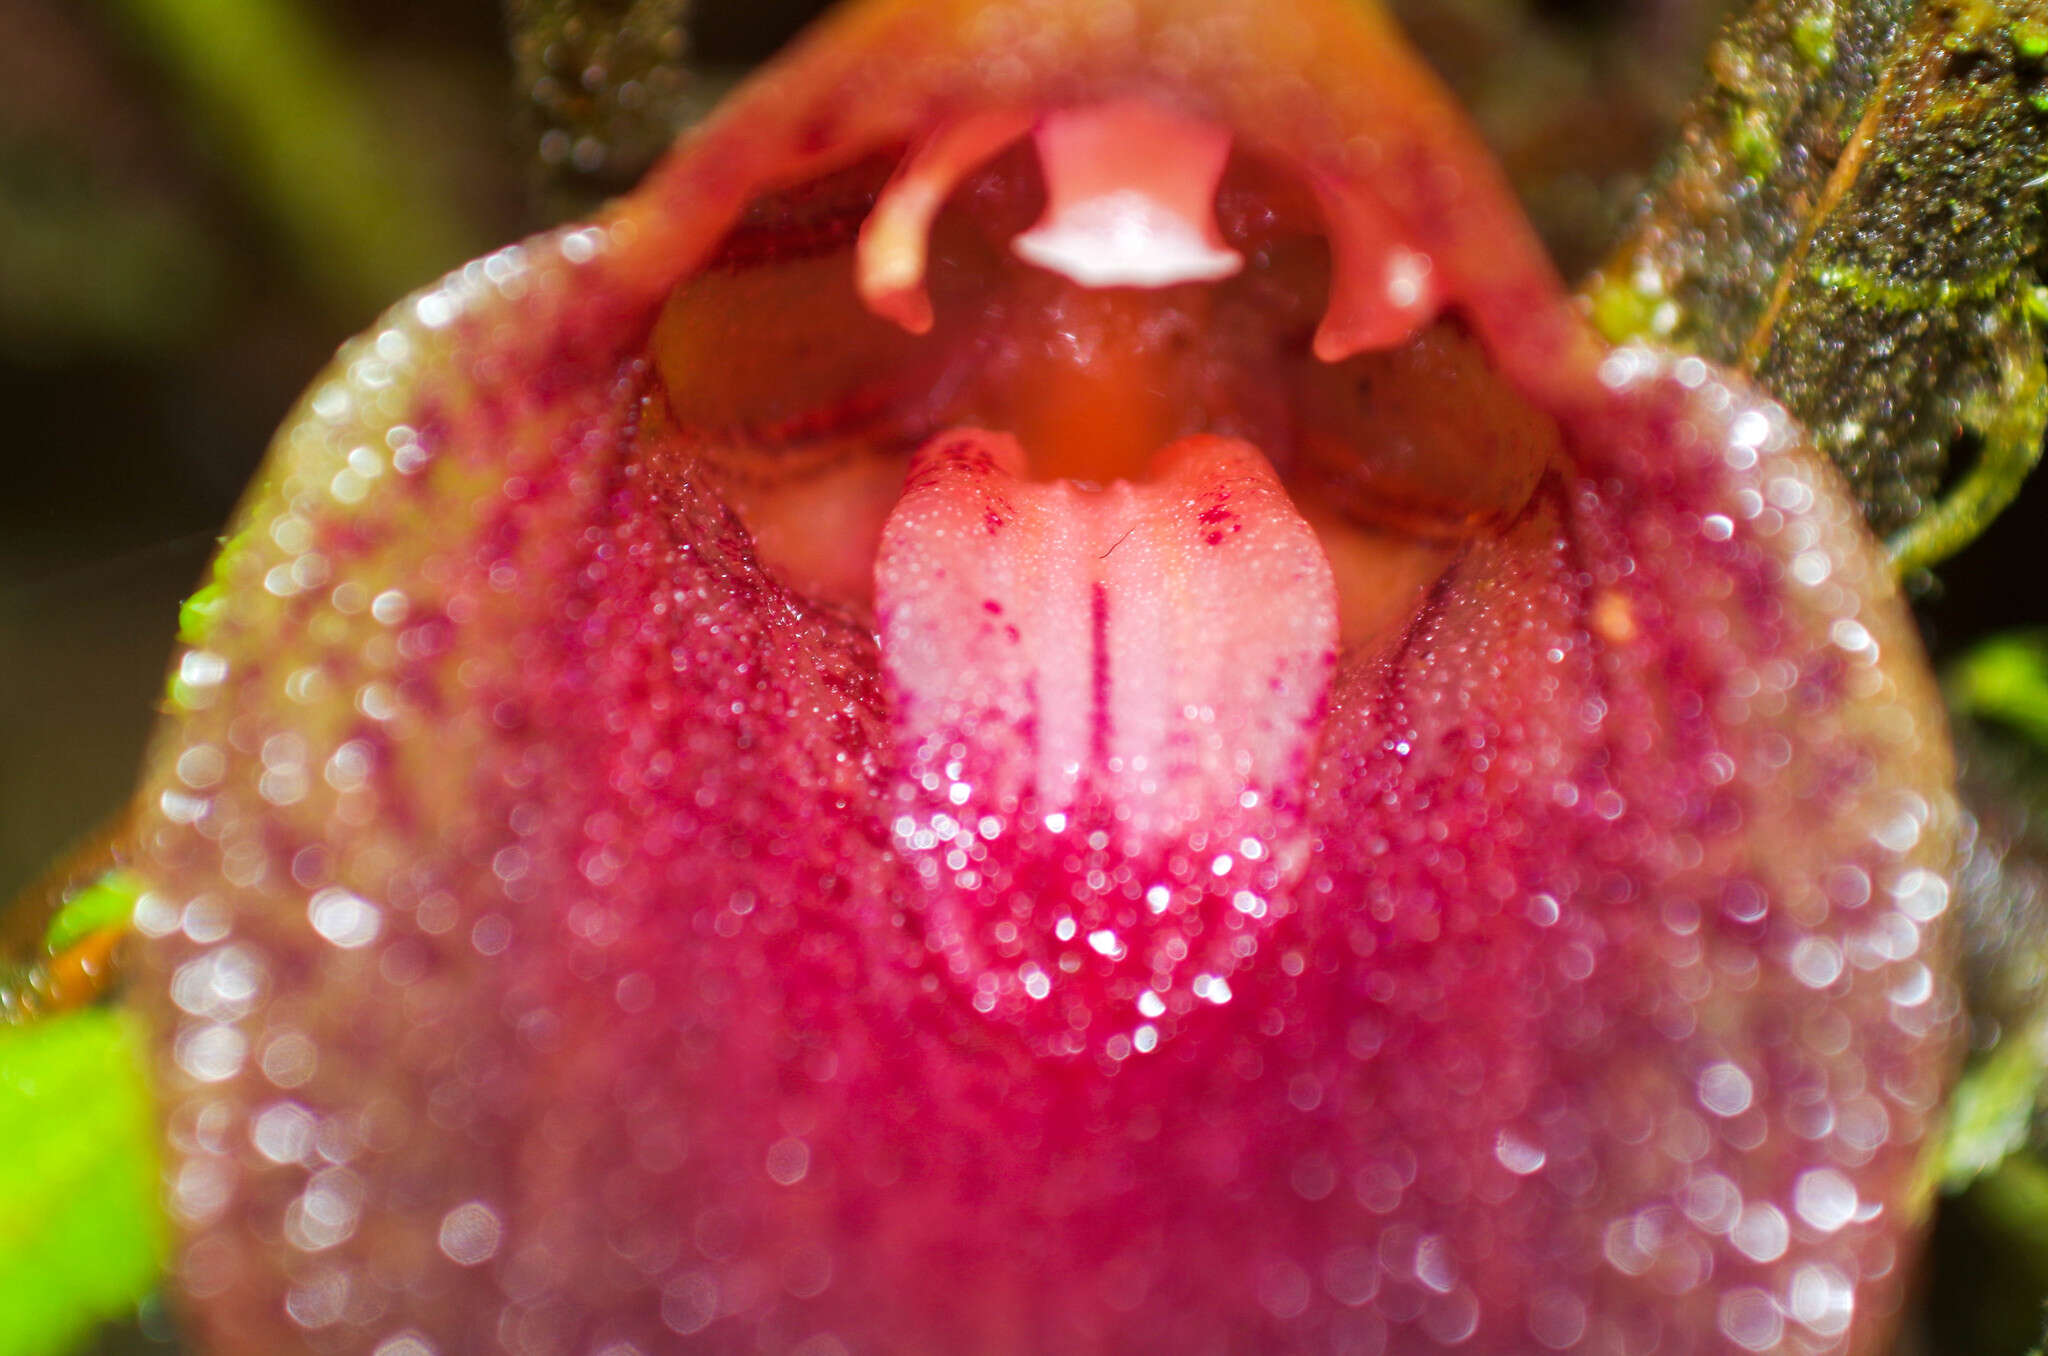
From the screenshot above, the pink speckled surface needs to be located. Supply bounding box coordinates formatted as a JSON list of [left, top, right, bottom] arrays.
[[130, 1, 1957, 1351]]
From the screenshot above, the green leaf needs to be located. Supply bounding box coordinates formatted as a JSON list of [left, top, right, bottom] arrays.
[[1604, 0, 2048, 563], [1942, 1029, 2047, 1190], [1936, 632, 2048, 1194], [41, 870, 142, 958], [0, 1008, 166, 1356], [1950, 628, 2048, 750]]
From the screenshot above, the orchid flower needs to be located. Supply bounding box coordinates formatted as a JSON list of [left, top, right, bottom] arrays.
[[96, 0, 1969, 1350]]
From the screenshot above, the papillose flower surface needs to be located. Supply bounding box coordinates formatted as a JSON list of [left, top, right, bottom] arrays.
[[132, 0, 1960, 1351]]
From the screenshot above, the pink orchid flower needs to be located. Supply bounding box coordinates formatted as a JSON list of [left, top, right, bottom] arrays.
[[135, 0, 1958, 1350]]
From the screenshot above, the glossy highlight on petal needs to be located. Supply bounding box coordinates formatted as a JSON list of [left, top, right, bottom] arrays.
[[130, 0, 1958, 1352], [1010, 101, 1243, 289]]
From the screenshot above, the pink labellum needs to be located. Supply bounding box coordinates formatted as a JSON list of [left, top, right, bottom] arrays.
[[880, 430, 1335, 1045], [131, 0, 1958, 1353]]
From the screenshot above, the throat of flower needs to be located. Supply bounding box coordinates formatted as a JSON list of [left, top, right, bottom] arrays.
[[638, 93, 1568, 1051]]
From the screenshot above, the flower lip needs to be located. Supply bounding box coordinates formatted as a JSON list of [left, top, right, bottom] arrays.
[[638, 52, 1579, 1044], [133, 0, 1959, 1348]]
